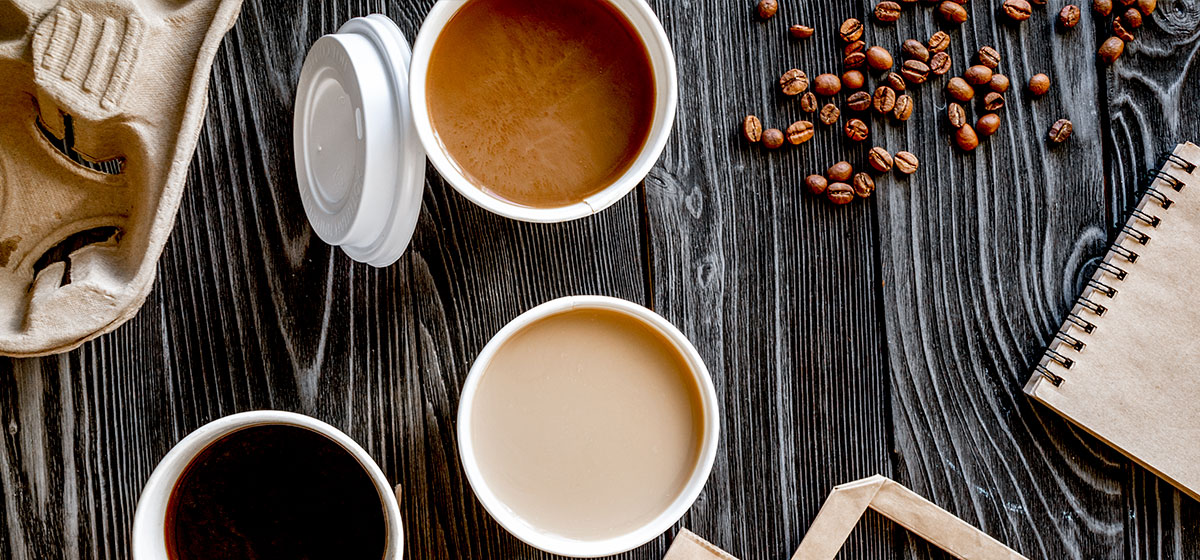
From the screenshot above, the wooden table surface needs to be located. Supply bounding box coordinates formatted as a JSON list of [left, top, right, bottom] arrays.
[[3, 0, 1199, 558]]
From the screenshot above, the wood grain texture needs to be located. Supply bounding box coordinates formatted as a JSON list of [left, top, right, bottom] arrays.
[[2, 0, 1200, 559]]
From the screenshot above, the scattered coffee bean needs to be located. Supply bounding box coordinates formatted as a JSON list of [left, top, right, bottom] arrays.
[[852, 172, 876, 197], [1003, 0, 1033, 21], [781, 69, 809, 96], [820, 103, 841, 125], [787, 120, 815, 145], [844, 118, 870, 141], [928, 30, 951, 52], [1094, 0, 1113, 15], [814, 73, 843, 96], [881, 72, 903, 92], [866, 46, 894, 71], [869, 147, 894, 172], [844, 40, 866, 56], [873, 86, 897, 114], [757, 0, 778, 19], [1113, 17, 1135, 41], [948, 103, 968, 128], [1117, 0, 1136, 7], [742, 115, 762, 143], [1031, 0, 1048, 5], [947, 77, 975, 102], [983, 91, 1005, 111], [978, 46, 1001, 69], [1059, 4, 1082, 27], [1138, 0, 1156, 15], [955, 123, 980, 151], [976, 113, 1002, 136], [938, 1, 969, 24], [894, 151, 919, 174], [841, 70, 865, 90], [790, 24, 815, 39], [875, 1, 903, 22], [845, 51, 867, 68], [1121, 7, 1143, 28], [801, 92, 819, 112], [930, 52, 952, 75], [827, 182, 855, 205], [840, 18, 864, 42], [990, 74, 1011, 92], [763, 128, 784, 149], [964, 65, 994, 85], [827, 161, 854, 182], [902, 39, 930, 62], [805, 174, 829, 195], [1048, 118, 1073, 142], [893, 94, 914, 120], [847, 91, 873, 111], [901, 59, 931, 84], [1029, 73, 1051, 95]]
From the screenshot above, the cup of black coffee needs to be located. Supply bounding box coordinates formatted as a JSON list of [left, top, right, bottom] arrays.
[[131, 411, 403, 559]]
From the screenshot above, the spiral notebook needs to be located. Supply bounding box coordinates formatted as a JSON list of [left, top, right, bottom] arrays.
[[1026, 142, 1200, 501]]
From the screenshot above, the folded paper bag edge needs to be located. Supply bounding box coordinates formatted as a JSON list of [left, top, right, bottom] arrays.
[[663, 528, 740, 560]]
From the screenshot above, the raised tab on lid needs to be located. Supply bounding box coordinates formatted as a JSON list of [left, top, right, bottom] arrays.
[[294, 15, 425, 268]]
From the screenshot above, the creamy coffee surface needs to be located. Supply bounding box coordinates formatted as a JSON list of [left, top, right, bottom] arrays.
[[425, 0, 656, 208], [470, 307, 704, 540]]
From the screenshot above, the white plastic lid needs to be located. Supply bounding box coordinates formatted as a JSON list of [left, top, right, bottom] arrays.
[[293, 15, 425, 267]]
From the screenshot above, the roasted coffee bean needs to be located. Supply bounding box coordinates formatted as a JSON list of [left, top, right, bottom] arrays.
[[990, 74, 1011, 92], [1138, 0, 1156, 15], [1118, 0, 1137, 7], [827, 161, 854, 182], [814, 73, 843, 96], [820, 103, 841, 125], [978, 46, 1001, 69], [1094, 0, 1113, 15], [840, 18, 864, 42], [948, 102, 968, 128], [1048, 118, 1073, 142], [841, 70, 866, 90], [742, 115, 763, 142], [1059, 4, 1082, 27], [845, 52, 868, 69], [875, 1, 903, 21], [801, 92, 819, 112], [1031, 0, 1047, 4], [983, 91, 1005, 111], [826, 182, 856, 205], [852, 172, 876, 197], [901, 59, 931, 83], [866, 46, 894, 71], [873, 86, 897, 113], [805, 174, 829, 195], [976, 113, 1002, 136], [930, 52, 952, 75], [790, 24, 816, 39], [928, 30, 951, 52], [757, 0, 778, 19], [894, 151, 919, 174], [1028, 73, 1051, 95], [1003, 0, 1033, 20], [887, 72, 907, 91], [938, 1, 969, 23], [763, 128, 784, 149], [844, 40, 867, 56], [903, 39, 930, 62], [893, 94, 914, 120], [954, 123, 979, 151], [787, 120, 815, 145], [1113, 17, 1135, 42], [781, 69, 809, 95], [869, 147, 894, 172], [847, 91, 873, 111], [1122, 7, 1143, 27], [964, 65, 993, 85], [844, 118, 870, 141], [946, 77, 975, 102]]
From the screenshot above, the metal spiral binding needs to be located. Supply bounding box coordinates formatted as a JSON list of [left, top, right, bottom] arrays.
[[1036, 149, 1195, 386]]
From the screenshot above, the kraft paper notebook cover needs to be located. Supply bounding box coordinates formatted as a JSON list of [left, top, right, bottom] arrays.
[[1026, 141, 1200, 501]]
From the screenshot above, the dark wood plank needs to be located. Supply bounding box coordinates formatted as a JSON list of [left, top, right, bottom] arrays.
[[643, 2, 896, 559], [1101, 1, 1200, 556], [873, 1, 1132, 558]]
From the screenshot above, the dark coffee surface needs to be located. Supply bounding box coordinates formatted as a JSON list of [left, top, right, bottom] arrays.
[[165, 425, 386, 560]]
